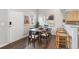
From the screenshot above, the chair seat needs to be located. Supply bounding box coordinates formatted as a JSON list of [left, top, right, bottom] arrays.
[[41, 34, 48, 36], [29, 35, 38, 39]]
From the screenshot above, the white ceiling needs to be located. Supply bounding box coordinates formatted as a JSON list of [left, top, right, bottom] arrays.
[[8, 9, 78, 13], [8, 9, 37, 12], [8, 9, 79, 18]]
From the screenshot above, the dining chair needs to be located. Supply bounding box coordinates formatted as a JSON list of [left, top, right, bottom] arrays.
[[56, 28, 71, 49], [40, 31, 49, 44], [28, 31, 38, 48]]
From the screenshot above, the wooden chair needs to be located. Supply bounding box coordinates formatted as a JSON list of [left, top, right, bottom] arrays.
[[56, 28, 71, 49], [40, 31, 49, 44]]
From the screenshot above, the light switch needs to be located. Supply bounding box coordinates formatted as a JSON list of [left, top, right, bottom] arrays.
[[9, 21, 12, 25]]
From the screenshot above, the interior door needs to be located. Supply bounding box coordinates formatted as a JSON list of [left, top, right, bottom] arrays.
[[9, 11, 16, 42], [9, 11, 24, 43]]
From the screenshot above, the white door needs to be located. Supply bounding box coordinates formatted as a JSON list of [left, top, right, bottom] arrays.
[[8, 11, 24, 43]]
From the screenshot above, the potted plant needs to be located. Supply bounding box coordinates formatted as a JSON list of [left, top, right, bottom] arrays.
[[35, 20, 39, 28]]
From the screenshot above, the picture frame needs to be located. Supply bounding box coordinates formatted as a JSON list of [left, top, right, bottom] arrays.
[[24, 16, 29, 24]]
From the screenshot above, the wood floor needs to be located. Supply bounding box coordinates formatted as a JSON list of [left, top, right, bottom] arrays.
[[0, 35, 56, 49], [1, 35, 79, 49]]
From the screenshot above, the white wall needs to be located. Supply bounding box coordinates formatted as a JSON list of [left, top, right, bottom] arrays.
[[24, 10, 37, 26], [53, 10, 64, 28], [23, 10, 37, 35], [38, 9, 64, 28], [14, 9, 37, 26], [0, 9, 8, 45]]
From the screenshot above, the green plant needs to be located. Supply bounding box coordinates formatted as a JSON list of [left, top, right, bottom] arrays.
[[35, 21, 39, 28]]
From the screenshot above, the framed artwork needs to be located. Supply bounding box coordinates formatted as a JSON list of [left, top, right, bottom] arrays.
[[48, 15, 54, 20], [24, 16, 29, 24]]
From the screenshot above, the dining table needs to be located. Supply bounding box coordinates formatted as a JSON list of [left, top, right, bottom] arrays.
[[29, 28, 46, 33], [28, 27, 52, 48], [29, 28, 47, 40]]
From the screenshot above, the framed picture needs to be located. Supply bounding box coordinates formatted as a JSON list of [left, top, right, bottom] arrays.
[[24, 16, 29, 24], [48, 15, 54, 20]]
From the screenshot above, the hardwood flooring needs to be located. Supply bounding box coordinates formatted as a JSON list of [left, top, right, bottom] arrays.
[[1, 35, 79, 49], [0, 35, 56, 49]]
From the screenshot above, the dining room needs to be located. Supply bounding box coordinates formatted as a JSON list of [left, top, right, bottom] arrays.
[[0, 9, 79, 49]]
